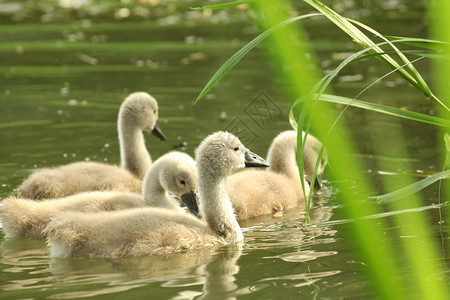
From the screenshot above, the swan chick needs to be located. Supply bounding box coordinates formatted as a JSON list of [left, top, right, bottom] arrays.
[[228, 130, 326, 220], [44, 131, 269, 258], [17, 92, 166, 200], [0, 151, 198, 239]]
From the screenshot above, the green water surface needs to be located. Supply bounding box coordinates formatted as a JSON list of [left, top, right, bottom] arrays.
[[0, 1, 447, 299]]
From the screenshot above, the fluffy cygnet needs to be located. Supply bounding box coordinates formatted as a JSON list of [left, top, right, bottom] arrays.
[[0, 151, 197, 239], [17, 92, 166, 200], [227, 130, 327, 220], [43, 131, 269, 258]]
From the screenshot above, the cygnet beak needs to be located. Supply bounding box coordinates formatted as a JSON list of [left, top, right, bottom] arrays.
[[181, 191, 201, 219], [244, 150, 270, 168], [310, 175, 323, 190], [151, 121, 166, 141]]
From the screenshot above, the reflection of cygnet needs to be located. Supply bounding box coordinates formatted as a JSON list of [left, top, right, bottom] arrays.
[[227, 130, 327, 220], [0, 151, 197, 239], [44, 131, 269, 258], [17, 92, 166, 200], [198, 245, 242, 300]]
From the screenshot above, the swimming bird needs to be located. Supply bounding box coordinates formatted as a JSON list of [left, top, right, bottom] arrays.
[[227, 130, 327, 220], [298, 131, 328, 189], [0, 151, 197, 239], [17, 92, 166, 200], [44, 131, 269, 258]]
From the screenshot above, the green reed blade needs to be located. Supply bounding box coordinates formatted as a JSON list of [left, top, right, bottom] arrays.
[[304, 0, 449, 112], [445, 134, 450, 170], [372, 170, 450, 204], [348, 18, 448, 109], [311, 38, 427, 96], [383, 35, 447, 50], [195, 13, 321, 102], [319, 203, 446, 226], [292, 94, 450, 128]]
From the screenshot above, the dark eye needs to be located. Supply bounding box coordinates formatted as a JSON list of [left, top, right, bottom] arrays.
[[180, 180, 186, 185], [233, 147, 239, 151], [154, 110, 157, 114]]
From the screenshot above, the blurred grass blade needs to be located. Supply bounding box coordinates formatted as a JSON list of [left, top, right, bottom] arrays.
[[191, 1, 253, 10], [373, 170, 450, 204], [445, 134, 450, 170], [195, 13, 322, 102]]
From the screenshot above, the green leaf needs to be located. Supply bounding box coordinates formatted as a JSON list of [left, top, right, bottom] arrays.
[[303, 0, 449, 111], [397, 50, 444, 59], [445, 133, 450, 170], [195, 13, 322, 102], [373, 170, 450, 204], [383, 35, 447, 50], [319, 203, 446, 226], [349, 18, 436, 102], [292, 94, 450, 128]]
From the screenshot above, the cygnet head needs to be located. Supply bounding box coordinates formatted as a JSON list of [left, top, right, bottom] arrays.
[[157, 152, 197, 198], [119, 92, 166, 141], [159, 152, 199, 217], [195, 131, 270, 179], [142, 151, 200, 217]]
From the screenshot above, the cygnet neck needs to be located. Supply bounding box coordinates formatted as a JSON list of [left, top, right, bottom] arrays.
[[118, 112, 152, 180], [198, 165, 243, 243], [267, 134, 299, 182], [141, 161, 177, 210]]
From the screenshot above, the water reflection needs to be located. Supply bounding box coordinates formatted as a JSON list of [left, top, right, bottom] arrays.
[[1, 1, 435, 298], [261, 270, 341, 286], [235, 195, 339, 296], [48, 245, 243, 299], [0, 239, 52, 292], [196, 245, 242, 300], [273, 250, 337, 263], [242, 189, 336, 249], [0, 195, 337, 299]]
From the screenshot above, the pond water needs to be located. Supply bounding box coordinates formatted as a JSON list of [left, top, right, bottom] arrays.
[[0, 1, 448, 299]]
